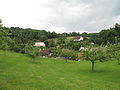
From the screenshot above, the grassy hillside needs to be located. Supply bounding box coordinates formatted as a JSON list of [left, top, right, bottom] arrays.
[[0, 50, 120, 90]]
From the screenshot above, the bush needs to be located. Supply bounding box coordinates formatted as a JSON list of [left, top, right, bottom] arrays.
[[50, 47, 61, 57], [107, 43, 120, 64], [24, 45, 39, 60], [60, 49, 78, 60]]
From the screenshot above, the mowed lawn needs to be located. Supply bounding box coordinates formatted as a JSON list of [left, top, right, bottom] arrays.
[[0, 50, 120, 90]]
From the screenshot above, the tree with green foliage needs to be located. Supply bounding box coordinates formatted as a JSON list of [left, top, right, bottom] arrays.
[[114, 51, 120, 64], [50, 47, 61, 57], [115, 23, 120, 36], [60, 49, 78, 62], [0, 19, 2, 28], [82, 49, 109, 72], [0, 37, 12, 56], [107, 43, 120, 64], [1, 42, 9, 56], [24, 45, 39, 61], [71, 42, 83, 51], [0, 19, 3, 36]]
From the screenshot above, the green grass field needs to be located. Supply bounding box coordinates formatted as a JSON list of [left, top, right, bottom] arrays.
[[0, 50, 120, 90]]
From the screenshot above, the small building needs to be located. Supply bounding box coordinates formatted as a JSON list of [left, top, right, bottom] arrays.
[[79, 47, 88, 51], [33, 42, 45, 47], [41, 49, 51, 57], [73, 36, 83, 41], [90, 42, 95, 45]]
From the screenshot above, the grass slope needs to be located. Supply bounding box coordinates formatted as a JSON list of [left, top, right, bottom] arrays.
[[0, 50, 120, 90]]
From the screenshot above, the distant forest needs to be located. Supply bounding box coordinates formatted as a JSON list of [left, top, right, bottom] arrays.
[[0, 19, 120, 53]]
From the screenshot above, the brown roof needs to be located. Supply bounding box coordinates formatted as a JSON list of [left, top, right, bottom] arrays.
[[41, 49, 51, 55], [73, 36, 80, 40]]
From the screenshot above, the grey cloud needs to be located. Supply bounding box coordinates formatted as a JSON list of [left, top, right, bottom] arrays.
[[38, 0, 120, 33]]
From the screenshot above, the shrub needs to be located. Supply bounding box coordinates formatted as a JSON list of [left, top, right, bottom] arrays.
[[60, 49, 78, 60], [24, 45, 39, 61], [50, 47, 61, 57]]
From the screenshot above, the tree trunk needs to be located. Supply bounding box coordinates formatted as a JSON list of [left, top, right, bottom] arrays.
[[91, 61, 95, 72]]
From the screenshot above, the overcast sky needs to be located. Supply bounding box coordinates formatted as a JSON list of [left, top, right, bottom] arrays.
[[0, 0, 120, 33]]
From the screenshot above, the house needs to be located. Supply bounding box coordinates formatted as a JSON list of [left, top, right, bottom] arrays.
[[73, 36, 83, 41], [33, 42, 45, 47], [41, 49, 51, 57], [90, 42, 95, 45], [79, 47, 88, 51]]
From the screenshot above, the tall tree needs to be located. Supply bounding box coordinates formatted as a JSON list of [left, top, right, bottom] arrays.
[[115, 23, 120, 36]]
